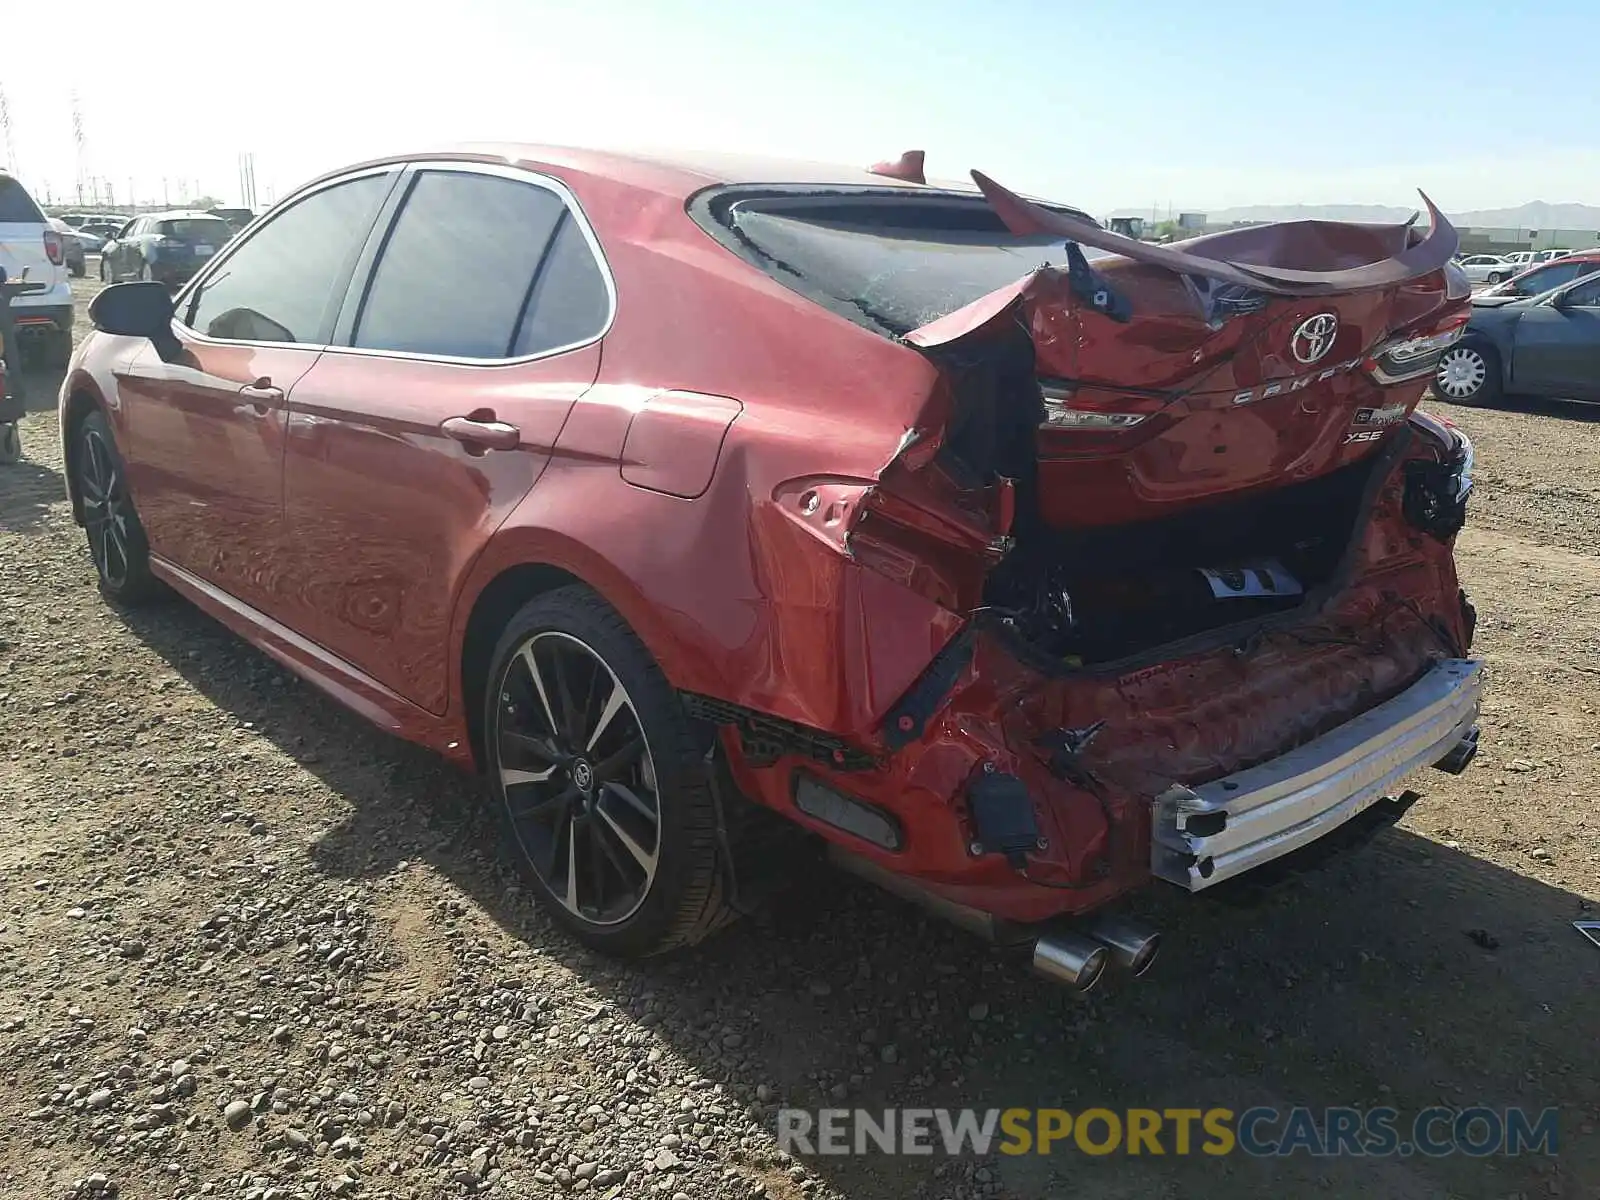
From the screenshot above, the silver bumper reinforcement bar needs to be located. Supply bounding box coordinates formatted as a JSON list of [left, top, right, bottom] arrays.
[[1153, 658, 1483, 891]]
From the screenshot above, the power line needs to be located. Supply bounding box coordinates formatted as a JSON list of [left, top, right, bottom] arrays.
[[71, 91, 88, 205], [0, 82, 18, 179]]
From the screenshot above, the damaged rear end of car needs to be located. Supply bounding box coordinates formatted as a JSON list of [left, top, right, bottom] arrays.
[[689, 167, 1482, 986]]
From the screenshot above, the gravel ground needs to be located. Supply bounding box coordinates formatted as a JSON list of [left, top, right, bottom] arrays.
[[1, 277, 1596, 1200]]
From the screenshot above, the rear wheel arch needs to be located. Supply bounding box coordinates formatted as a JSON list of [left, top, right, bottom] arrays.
[[451, 544, 713, 774], [460, 563, 587, 772]]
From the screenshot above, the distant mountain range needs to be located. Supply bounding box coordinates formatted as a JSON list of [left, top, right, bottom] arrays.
[[1193, 201, 1600, 230]]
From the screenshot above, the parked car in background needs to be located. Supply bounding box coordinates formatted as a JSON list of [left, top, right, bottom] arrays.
[[0, 172, 75, 367], [99, 211, 234, 286], [1533, 249, 1574, 265], [58, 212, 124, 229], [48, 218, 89, 277], [1436, 267, 1600, 405], [1500, 251, 1537, 275], [1456, 254, 1517, 284], [1476, 249, 1600, 300], [63, 224, 105, 254], [78, 220, 124, 245], [207, 206, 255, 232], [61, 148, 1481, 980]]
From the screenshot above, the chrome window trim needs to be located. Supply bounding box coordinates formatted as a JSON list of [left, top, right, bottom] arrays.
[[328, 159, 618, 368], [169, 164, 402, 353]]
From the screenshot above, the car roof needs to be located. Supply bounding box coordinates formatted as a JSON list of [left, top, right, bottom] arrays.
[[144, 209, 230, 219], [320, 143, 984, 199]]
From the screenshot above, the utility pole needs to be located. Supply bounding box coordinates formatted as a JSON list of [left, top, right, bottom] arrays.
[[0, 82, 18, 179], [237, 152, 258, 209], [72, 91, 88, 205]]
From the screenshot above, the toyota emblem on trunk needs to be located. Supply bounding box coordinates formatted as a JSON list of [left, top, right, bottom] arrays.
[[1291, 313, 1340, 364]]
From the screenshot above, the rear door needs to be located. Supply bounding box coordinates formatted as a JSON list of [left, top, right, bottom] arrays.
[[277, 163, 611, 714], [0, 175, 60, 291], [113, 169, 398, 609], [1509, 272, 1600, 399]]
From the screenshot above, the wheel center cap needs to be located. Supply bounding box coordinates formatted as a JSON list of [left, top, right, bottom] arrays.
[[570, 758, 595, 793]]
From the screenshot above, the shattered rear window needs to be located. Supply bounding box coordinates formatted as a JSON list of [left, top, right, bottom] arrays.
[[708, 193, 1106, 337]]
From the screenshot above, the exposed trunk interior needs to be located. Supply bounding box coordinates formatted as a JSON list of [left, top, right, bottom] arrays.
[[984, 449, 1389, 668]]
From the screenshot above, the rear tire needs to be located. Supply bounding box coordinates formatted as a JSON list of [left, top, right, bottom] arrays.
[[1434, 342, 1501, 407], [74, 410, 160, 604], [0, 423, 20, 465], [483, 585, 735, 958], [99, 257, 113, 283], [138, 262, 154, 283], [1486, 271, 1505, 283]]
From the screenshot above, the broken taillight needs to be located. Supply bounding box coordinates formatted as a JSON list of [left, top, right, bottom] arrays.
[[1038, 380, 1152, 431], [1365, 313, 1468, 385]]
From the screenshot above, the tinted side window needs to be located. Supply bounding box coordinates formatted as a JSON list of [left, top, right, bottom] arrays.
[[352, 170, 567, 359], [186, 174, 390, 344], [513, 217, 610, 356], [1515, 261, 1586, 296], [0, 177, 44, 223], [1564, 272, 1600, 306]]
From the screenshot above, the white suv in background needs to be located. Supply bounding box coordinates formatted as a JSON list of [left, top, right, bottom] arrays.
[[0, 171, 75, 369]]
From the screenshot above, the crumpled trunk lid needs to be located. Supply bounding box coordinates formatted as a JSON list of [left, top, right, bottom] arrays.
[[899, 172, 1469, 529]]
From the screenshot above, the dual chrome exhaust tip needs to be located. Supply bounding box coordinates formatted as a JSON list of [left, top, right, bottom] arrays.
[[1031, 916, 1163, 993], [827, 847, 1160, 994]]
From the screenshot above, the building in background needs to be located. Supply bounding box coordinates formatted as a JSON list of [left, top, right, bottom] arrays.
[[1454, 226, 1600, 255]]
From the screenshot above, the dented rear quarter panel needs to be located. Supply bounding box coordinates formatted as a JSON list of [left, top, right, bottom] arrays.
[[454, 165, 969, 737]]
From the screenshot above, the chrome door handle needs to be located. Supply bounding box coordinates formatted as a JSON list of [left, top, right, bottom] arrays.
[[240, 385, 284, 401], [442, 415, 521, 451], [238, 383, 285, 415]]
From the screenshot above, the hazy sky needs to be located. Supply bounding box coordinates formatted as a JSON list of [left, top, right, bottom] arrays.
[[3, 0, 1596, 215]]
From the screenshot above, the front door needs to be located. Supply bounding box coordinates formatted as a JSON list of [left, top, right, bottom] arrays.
[[116, 338, 313, 604], [277, 164, 613, 714], [113, 169, 399, 609], [1510, 273, 1600, 400]]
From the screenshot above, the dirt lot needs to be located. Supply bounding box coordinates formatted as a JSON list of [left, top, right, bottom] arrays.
[[1, 277, 1596, 1200]]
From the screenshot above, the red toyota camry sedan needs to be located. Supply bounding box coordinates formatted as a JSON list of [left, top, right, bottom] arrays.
[[60, 146, 1483, 988]]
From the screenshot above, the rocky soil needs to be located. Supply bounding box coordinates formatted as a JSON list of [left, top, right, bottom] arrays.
[[0, 278, 1596, 1199]]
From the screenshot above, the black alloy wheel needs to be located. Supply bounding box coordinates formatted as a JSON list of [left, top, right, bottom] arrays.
[[75, 411, 158, 602], [485, 587, 734, 957]]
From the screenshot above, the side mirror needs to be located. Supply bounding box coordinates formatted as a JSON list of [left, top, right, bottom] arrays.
[[88, 282, 181, 361]]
